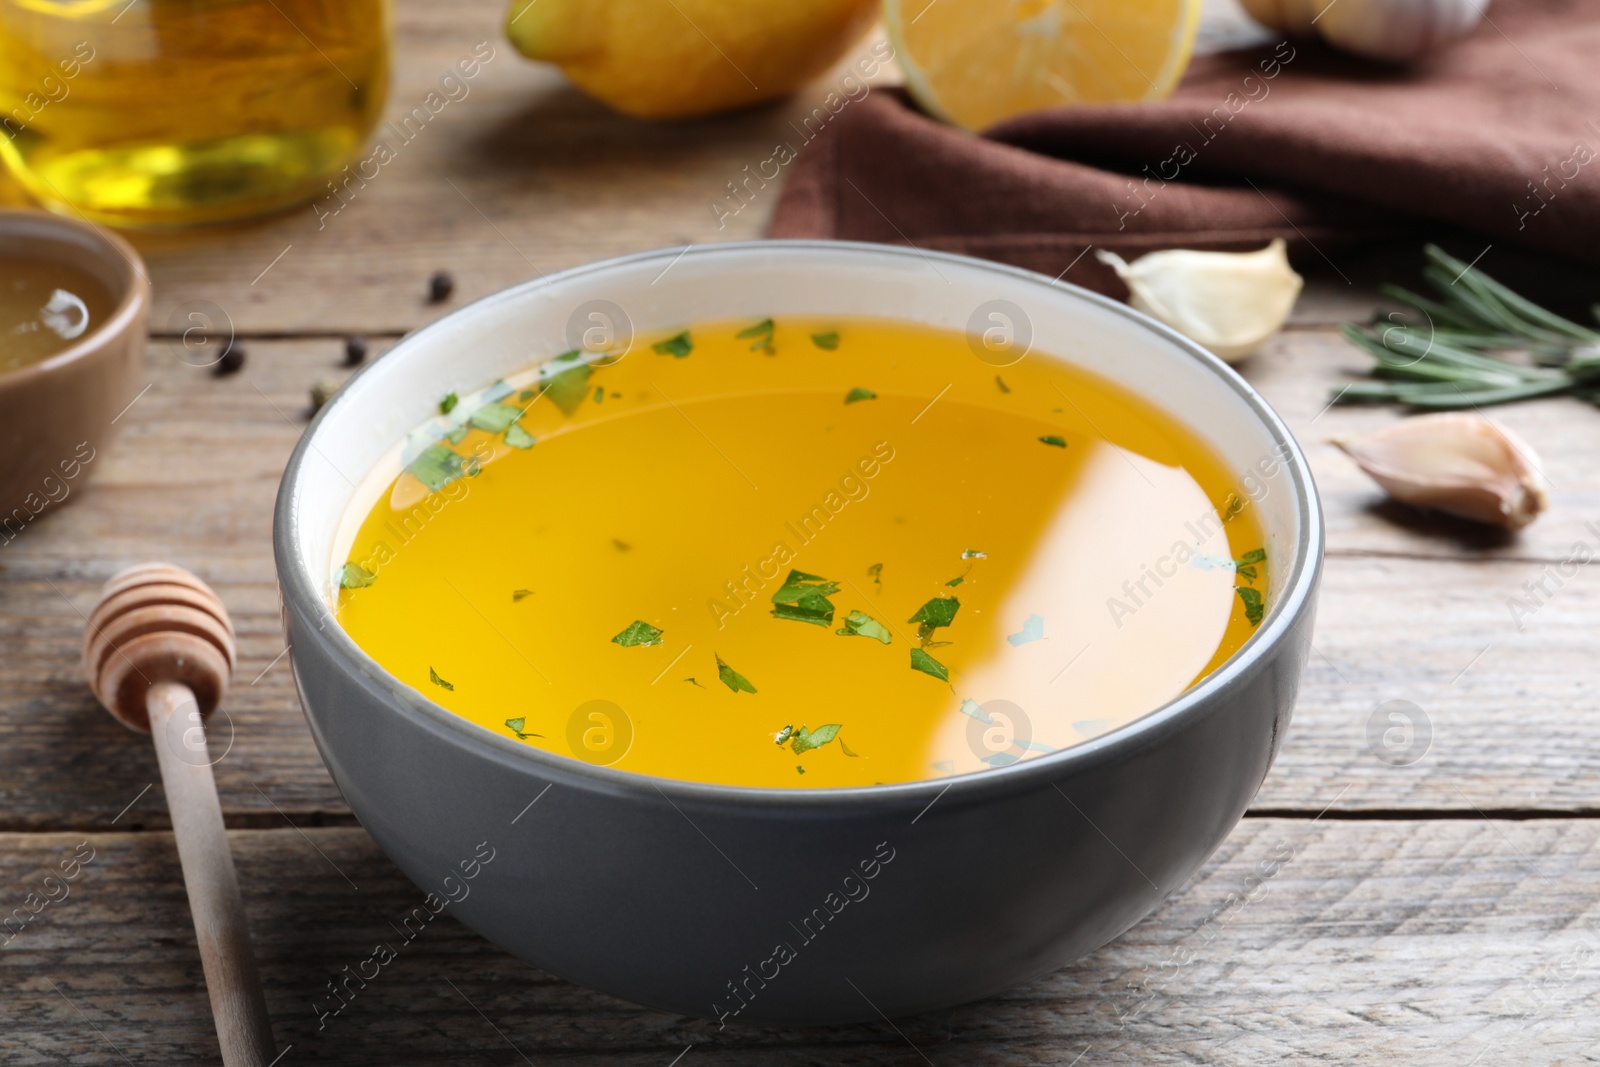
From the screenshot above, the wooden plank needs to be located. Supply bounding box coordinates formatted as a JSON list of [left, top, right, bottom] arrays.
[[2, 819, 1595, 1063], [0, 339, 365, 832], [2, 333, 1597, 825], [1243, 327, 1600, 564], [1256, 551, 1600, 814], [118, 2, 905, 338], [12, 551, 1595, 824], [6, 0, 1582, 336]]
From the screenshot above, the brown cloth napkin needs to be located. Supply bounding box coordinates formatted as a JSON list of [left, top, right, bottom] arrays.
[[768, 0, 1600, 295]]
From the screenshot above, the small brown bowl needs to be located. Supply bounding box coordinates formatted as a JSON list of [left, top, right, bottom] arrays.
[[0, 210, 148, 539]]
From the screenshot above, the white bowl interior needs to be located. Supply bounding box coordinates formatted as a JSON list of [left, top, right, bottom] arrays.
[[290, 242, 1307, 621]]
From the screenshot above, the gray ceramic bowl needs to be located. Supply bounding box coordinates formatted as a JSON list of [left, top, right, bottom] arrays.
[[274, 241, 1322, 1025]]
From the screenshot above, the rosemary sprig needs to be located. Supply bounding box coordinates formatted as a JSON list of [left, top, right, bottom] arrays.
[[1337, 245, 1600, 410]]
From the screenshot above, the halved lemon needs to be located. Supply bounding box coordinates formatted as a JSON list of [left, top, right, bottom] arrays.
[[884, 0, 1202, 130]]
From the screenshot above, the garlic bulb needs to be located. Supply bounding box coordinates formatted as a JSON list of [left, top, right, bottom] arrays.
[[1321, 0, 1490, 60], [1239, 0, 1489, 62], [1236, 0, 1326, 36], [1334, 413, 1548, 528], [1096, 239, 1303, 363]]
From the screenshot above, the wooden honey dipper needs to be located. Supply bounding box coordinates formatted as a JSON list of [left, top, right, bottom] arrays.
[[83, 563, 278, 1067]]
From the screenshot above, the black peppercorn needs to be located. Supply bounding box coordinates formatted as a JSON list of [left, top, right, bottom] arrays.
[[344, 335, 368, 366], [428, 271, 454, 304], [214, 339, 245, 376]]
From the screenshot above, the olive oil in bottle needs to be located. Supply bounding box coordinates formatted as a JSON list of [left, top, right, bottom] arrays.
[[0, 0, 390, 227]]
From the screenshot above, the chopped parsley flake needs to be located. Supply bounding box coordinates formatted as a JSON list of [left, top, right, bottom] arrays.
[[836, 610, 892, 644], [910, 595, 960, 645], [773, 598, 835, 627], [439, 392, 459, 415], [736, 318, 775, 354], [653, 331, 693, 359], [962, 550, 987, 559], [770, 569, 838, 627], [716, 654, 757, 693], [946, 575, 964, 587], [538, 350, 593, 415], [1236, 586, 1265, 627], [811, 331, 840, 350], [512, 589, 534, 602], [867, 562, 883, 587], [844, 388, 877, 404], [684, 677, 704, 688], [910, 647, 949, 682], [1039, 435, 1068, 448], [771, 570, 834, 598], [429, 667, 454, 691], [468, 402, 523, 433], [339, 562, 375, 589], [504, 423, 535, 449], [839, 738, 861, 758], [407, 443, 471, 492], [445, 425, 469, 445], [612, 620, 664, 647], [791, 723, 841, 755], [775, 725, 794, 746], [996, 376, 1011, 394], [504, 717, 541, 740], [1234, 548, 1266, 582], [908, 596, 960, 629], [593, 387, 604, 403]]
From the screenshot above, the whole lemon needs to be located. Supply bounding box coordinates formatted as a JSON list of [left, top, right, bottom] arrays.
[[505, 0, 881, 119]]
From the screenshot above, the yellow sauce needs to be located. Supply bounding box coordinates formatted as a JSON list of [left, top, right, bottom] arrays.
[[335, 318, 1267, 788]]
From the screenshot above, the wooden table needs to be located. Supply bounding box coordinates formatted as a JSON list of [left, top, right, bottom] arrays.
[[5, 3, 1599, 1063]]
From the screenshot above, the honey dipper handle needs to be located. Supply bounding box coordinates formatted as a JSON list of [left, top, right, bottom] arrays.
[[147, 680, 277, 1067]]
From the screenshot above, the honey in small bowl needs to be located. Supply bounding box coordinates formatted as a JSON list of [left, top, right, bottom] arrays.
[[1, 253, 114, 373]]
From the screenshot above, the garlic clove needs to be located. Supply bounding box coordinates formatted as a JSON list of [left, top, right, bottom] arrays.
[[1333, 413, 1549, 528], [1096, 239, 1304, 363]]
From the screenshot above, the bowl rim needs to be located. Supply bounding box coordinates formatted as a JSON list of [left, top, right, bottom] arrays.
[[275, 239, 1324, 809], [0, 207, 151, 387]]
